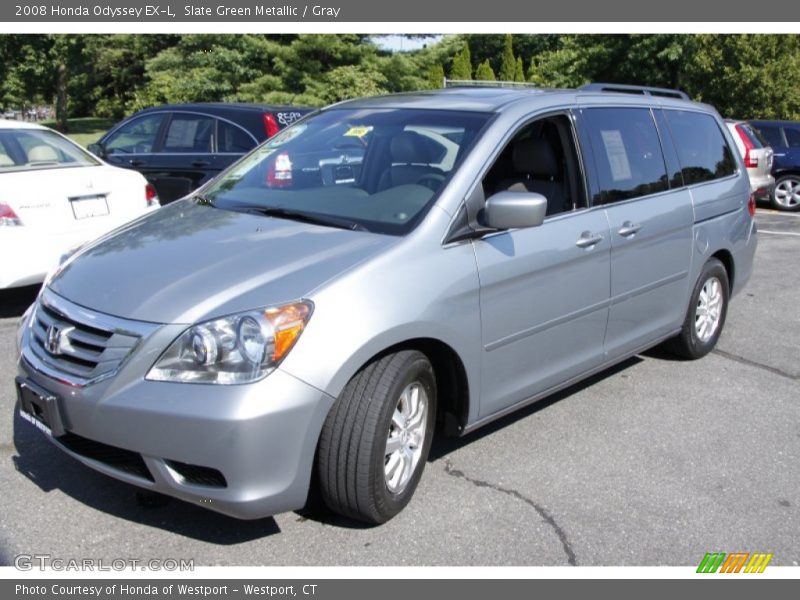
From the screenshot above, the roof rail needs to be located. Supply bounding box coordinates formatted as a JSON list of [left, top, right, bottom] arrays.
[[444, 78, 540, 89], [578, 83, 689, 100]]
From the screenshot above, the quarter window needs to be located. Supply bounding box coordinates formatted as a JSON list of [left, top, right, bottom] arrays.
[[218, 121, 256, 153], [583, 108, 668, 204], [664, 110, 737, 185], [753, 125, 784, 148], [784, 127, 800, 148]]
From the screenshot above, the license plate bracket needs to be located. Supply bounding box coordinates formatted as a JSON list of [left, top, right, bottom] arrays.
[[16, 377, 67, 437], [70, 194, 109, 219]]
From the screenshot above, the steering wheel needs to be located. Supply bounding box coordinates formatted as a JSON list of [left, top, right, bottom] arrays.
[[416, 173, 446, 191]]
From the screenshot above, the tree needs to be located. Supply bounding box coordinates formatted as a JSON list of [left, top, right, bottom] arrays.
[[305, 63, 388, 104], [449, 43, 472, 80], [427, 63, 445, 89], [462, 34, 560, 75], [514, 57, 526, 82], [475, 59, 496, 81], [499, 34, 516, 81], [682, 35, 800, 119]]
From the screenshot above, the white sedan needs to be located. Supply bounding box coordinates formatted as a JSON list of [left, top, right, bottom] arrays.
[[1, 119, 159, 289]]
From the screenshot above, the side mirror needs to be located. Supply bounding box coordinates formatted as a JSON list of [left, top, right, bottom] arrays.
[[87, 142, 104, 157], [484, 191, 547, 230]]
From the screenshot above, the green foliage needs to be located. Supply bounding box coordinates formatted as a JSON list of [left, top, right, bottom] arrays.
[[499, 34, 517, 82], [427, 63, 445, 89], [475, 59, 496, 81], [2, 34, 800, 122], [514, 57, 525, 82], [449, 43, 473, 80]]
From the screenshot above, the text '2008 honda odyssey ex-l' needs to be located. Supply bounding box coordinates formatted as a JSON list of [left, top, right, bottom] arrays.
[[16, 84, 757, 524]]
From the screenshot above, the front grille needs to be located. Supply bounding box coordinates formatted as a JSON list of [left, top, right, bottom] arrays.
[[56, 432, 154, 482], [165, 459, 227, 488], [24, 290, 153, 385]]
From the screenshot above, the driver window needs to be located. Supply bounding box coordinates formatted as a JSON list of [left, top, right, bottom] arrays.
[[105, 113, 165, 155], [481, 114, 586, 216]]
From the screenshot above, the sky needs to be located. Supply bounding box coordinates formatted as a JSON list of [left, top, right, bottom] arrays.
[[371, 34, 443, 52]]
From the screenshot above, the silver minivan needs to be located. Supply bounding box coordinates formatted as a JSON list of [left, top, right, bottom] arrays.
[[16, 84, 757, 524]]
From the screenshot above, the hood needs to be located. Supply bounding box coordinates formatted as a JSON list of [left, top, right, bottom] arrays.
[[49, 199, 397, 324]]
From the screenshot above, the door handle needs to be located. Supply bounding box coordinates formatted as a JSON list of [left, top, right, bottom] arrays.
[[192, 160, 210, 168], [618, 221, 642, 237], [129, 159, 146, 167], [575, 232, 604, 248]]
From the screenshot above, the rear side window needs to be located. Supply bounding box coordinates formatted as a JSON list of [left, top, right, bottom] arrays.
[[752, 124, 784, 148], [785, 126, 800, 148], [218, 121, 256, 153], [583, 107, 668, 204], [665, 110, 736, 185], [163, 113, 214, 153]]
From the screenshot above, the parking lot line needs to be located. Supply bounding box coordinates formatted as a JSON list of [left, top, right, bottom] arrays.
[[758, 230, 800, 236]]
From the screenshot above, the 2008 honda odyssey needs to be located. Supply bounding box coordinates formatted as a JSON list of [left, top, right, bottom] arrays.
[[16, 84, 757, 524]]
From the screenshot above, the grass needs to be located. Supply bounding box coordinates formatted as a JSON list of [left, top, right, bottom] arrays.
[[41, 117, 116, 148]]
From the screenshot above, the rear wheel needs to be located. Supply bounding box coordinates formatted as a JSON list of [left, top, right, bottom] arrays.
[[665, 258, 729, 359], [316, 350, 436, 524], [772, 175, 800, 211]]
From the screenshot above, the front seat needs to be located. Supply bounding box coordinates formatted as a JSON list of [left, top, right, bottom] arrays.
[[377, 131, 444, 191], [496, 138, 566, 215]]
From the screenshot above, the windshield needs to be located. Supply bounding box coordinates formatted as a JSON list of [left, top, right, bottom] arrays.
[[0, 128, 100, 172], [202, 108, 491, 235]]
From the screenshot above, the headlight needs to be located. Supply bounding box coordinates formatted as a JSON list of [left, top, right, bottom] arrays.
[[147, 301, 313, 385]]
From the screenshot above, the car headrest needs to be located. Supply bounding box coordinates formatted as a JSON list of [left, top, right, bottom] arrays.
[[390, 131, 437, 164], [27, 145, 59, 163], [512, 138, 558, 177]]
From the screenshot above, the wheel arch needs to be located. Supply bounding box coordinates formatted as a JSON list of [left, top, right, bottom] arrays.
[[329, 337, 471, 438], [710, 247, 735, 292]]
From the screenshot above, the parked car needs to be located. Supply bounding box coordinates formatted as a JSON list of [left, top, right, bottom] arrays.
[[89, 103, 312, 205], [0, 120, 159, 289], [16, 84, 756, 525], [748, 119, 800, 211], [725, 119, 774, 203]]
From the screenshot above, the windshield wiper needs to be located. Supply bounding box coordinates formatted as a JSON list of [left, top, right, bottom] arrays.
[[235, 204, 369, 232]]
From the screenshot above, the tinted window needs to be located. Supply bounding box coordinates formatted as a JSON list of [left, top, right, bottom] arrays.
[[218, 121, 256, 153], [105, 113, 164, 154], [754, 125, 785, 148], [665, 110, 736, 185], [584, 107, 668, 203], [163, 113, 214, 153], [785, 126, 800, 148]]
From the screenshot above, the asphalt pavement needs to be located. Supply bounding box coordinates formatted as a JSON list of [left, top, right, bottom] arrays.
[[0, 208, 797, 567]]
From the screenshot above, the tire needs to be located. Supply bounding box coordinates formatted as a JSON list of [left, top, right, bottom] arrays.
[[665, 258, 729, 359], [771, 174, 800, 212], [316, 350, 436, 524]]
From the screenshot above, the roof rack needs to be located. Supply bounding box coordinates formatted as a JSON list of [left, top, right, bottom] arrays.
[[578, 83, 689, 100], [443, 78, 540, 89]]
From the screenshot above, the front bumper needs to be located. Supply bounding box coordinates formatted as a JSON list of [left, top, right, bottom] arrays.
[[17, 304, 335, 520]]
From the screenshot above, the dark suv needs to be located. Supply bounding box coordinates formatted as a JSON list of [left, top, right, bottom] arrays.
[[89, 103, 312, 204], [748, 120, 800, 211]]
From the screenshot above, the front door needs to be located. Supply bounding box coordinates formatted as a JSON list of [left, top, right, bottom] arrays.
[[472, 112, 611, 419]]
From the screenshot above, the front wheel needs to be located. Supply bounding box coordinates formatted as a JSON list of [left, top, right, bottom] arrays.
[[772, 175, 800, 211], [665, 258, 729, 359], [316, 350, 436, 524]]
